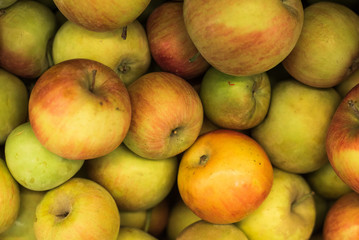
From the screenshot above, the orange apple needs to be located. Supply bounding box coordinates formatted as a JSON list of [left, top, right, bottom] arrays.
[[177, 129, 273, 224]]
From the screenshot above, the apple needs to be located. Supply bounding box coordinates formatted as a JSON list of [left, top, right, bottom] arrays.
[[85, 144, 178, 211], [0, 0, 56, 78], [166, 199, 202, 240], [0, 187, 45, 240], [5, 122, 84, 191], [326, 83, 359, 193], [336, 68, 359, 97], [177, 220, 248, 240], [251, 79, 341, 174], [123, 72, 203, 160], [34, 177, 120, 240], [117, 227, 157, 240], [52, 20, 151, 86], [305, 0, 359, 10], [312, 194, 331, 235], [323, 192, 359, 239], [177, 129, 273, 224], [236, 168, 316, 240], [0, 158, 20, 234], [0, 68, 28, 145], [146, 2, 210, 80], [182, 0, 304, 76], [305, 162, 353, 200], [0, 0, 17, 8], [282, 1, 359, 88], [137, 0, 167, 25], [53, 0, 150, 32], [28, 58, 132, 160], [199, 67, 271, 130]]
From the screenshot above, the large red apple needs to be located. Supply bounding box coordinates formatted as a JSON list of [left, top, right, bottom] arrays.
[[146, 1, 210, 80], [182, 0, 304, 76], [326, 83, 359, 193], [123, 71, 203, 160], [28, 58, 132, 160]]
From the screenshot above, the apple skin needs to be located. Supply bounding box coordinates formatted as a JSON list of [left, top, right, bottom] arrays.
[[323, 192, 359, 239], [336, 68, 359, 97], [85, 144, 178, 211], [326, 83, 359, 194], [177, 220, 248, 240], [251, 79, 341, 174], [199, 67, 271, 130], [117, 227, 157, 240], [177, 129, 273, 224], [305, 162, 353, 200], [182, 0, 304, 76], [0, 187, 45, 240], [0, 0, 56, 78], [5, 122, 84, 191], [28, 58, 132, 160], [146, 1, 210, 80], [34, 178, 120, 240], [53, 0, 150, 32], [123, 72, 203, 160], [0, 68, 28, 145], [282, 2, 359, 88], [0, 0, 17, 8], [0, 158, 20, 234], [52, 20, 151, 86], [236, 168, 316, 240]]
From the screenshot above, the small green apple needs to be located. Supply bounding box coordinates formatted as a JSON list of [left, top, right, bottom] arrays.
[[5, 122, 84, 191], [251, 79, 341, 174], [335, 68, 359, 97], [0, 68, 28, 144], [200, 67, 271, 130], [236, 168, 316, 240]]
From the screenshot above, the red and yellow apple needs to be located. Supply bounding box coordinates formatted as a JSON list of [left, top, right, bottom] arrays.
[[28, 58, 132, 160], [177, 129, 273, 224], [183, 0, 304, 76]]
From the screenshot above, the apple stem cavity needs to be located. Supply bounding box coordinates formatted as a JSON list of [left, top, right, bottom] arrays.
[[189, 52, 201, 63], [291, 191, 315, 209], [121, 26, 128, 40], [89, 69, 97, 93]]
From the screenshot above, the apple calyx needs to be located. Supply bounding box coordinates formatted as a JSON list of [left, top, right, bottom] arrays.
[[0, 9, 6, 16], [89, 69, 97, 93], [348, 99, 359, 117], [347, 57, 359, 77], [118, 62, 131, 75], [199, 154, 209, 165], [121, 26, 128, 40], [291, 191, 315, 210]]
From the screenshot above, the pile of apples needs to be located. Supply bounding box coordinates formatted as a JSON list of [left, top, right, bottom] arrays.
[[1, 0, 359, 239]]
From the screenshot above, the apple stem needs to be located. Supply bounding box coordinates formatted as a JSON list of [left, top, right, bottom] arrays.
[[121, 26, 128, 40], [292, 191, 314, 209], [143, 208, 152, 233], [189, 52, 201, 63], [90, 70, 97, 92]]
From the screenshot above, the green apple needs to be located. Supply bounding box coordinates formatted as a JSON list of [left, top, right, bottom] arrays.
[[200, 67, 271, 130], [166, 199, 202, 240], [28, 59, 132, 160], [305, 0, 359, 9], [146, 1, 210, 80], [123, 72, 203, 160], [0, 187, 45, 240], [85, 144, 178, 211], [0, 68, 28, 145], [182, 0, 304, 76], [5, 122, 84, 191], [117, 227, 157, 240], [282, 1, 359, 88], [236, 168, 316, 240], [335, 68, 359, 97], [53, 0, 150, 32], [177, 220, 248, 240], [0, 0, 17, 8], [305, 162, 353, 199], [0, 0, 56, 78], [0, 158, 20, 234], [52, 20, 151, 86], [251, 79, 341, 174], [34, 178, 120, 240]]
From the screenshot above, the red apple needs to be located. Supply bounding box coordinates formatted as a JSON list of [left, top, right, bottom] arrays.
[[326, 83, 359, 193], [123, 71, 203, 160], [146, 1, 210, 80], [28, 58, 131, 160], [182, 0, 304, 76], [323, 192, 359, 239]]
